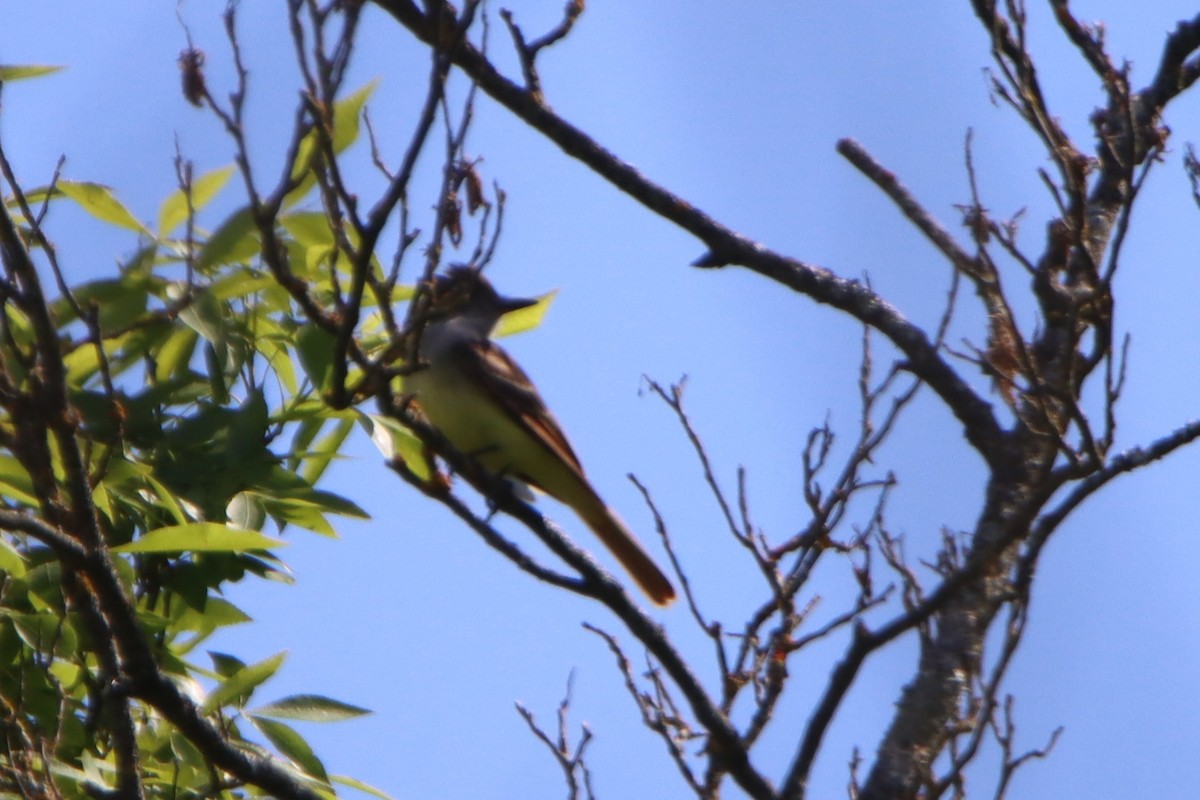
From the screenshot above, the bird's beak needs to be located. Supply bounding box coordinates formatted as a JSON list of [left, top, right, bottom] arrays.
[[498, 294, 538, 313]]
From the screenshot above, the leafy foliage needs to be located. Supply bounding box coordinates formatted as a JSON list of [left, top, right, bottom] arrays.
[[0, 67, 377, 798]]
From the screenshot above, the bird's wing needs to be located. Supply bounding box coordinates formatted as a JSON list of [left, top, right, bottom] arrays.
[[461, 337, 587, 480]]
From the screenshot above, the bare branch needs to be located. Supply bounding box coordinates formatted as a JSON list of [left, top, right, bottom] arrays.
[[370, 0, 1008, 471], [584, 624, 705, 795], [1021, 417, 1200, 586], [1049, 1, 1117, 83], [515, 672, 595, 800], [1142, 12, 1200, 111], [837, 138, 979, 276], [500, 0, 585, 102]]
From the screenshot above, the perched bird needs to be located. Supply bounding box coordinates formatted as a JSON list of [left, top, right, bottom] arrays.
[[406, 267, 676, 605]]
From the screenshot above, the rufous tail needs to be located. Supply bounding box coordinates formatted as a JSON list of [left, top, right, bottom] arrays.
[[577, 501, 676, 605]]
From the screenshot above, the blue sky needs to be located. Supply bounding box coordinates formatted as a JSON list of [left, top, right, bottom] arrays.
[[4, 2, 1200, 798]]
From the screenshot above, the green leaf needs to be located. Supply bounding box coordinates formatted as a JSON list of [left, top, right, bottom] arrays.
[[58, 180, 149, 235], [299, 417, 355, 486], [204, 341, 231, 404], [209, 269, 277, 302], [111, 523, 285, 554], [226, 491, 267, 531], [154, 325, 199, 381], [24, 562, 65, 608], [331, 774, 395, 800], [287, 417, 327, 472], [177, 597, 252, 629], [295, 324, 336, 392], [62, 341, 103, 386], [252, 467, 368, 523], [178, 288, 227, 345], [166, 730, 210, 787], [142, 472, 192, 526], [4, 610, 79, 655], [101, 457, 192, 527], [44, 757, 90, 789], [0, 455, 38, 507], [202, 651, 286, 712], [252, 694, 371, 723], [170, 597, 252, 647], [253, 495, 336, 538], [285, 79, 378, 207], [208, 651, 247, 678], [281, 212, 335, 249], [494, 290, 556, 338], [199, 206, 259, 269], [250, 717, 330, 783], [54, 272, 156, 332], [332, 79, 377, 154], [0, 64, 64, 82], [259, 322, 300, 396], [0, 538, 27, 577], [360, 412, 430, 481], [157, 165, 235, 238]]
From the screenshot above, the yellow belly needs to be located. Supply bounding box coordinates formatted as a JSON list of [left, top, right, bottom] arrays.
[[406, 364, 527, 478]]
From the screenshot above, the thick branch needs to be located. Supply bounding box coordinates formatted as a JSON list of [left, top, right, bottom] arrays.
[[1020, 417, 1200, 584], [378, 398, 778, 798], [369, 0, 1009, 472], [1143, 13, 1200, 110]]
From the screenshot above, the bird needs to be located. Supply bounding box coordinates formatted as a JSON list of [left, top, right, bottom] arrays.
[[405, 267, 676, 605]]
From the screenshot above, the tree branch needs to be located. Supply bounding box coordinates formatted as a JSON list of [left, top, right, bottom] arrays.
[[368, 0, 1010, 472]]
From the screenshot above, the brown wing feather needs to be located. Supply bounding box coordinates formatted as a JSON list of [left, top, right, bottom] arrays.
[[460, 338, 586, 481], [455, 339, 676, 605]]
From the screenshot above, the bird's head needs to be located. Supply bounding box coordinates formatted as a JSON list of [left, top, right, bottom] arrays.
[[427, 267, 537, 324]]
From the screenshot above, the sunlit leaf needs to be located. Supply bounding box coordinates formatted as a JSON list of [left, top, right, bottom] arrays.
[[252, 694, 371, 723], [61, 340, 103, 387], [204, 340, 231, 404], [170, 597, 252, 647], [494, 290, 555, 338], [331, 774, 395, 800], [208, 651, 247, 678], [178, 288, 226, 345], [49, 659, 81, 689], [154, 325, 199, 382], [58, 180, 149, 235], [0, 455, 38, 507], [287, 417, 327, 471], [141, 472, 192, 527], [111, 523, 285, 554], [54, 272, 155, 332], [5, 610, 79, 655], [80, 751, 115, 791], [305, 243, 336, 275], [295, 324, 336, 392], [199, 206, 259, 269], [157, 164, 235, 237], [285, 80, 377, 206], [332, 79, 377, 154], [209, 269, 277, 301], [202, 651, 286, 712], [361, 412, 429, 481], [0, 538, 27, 577], [281, 212, 335, 248], [261, 335, 300, 396], [43, 759, 90, 790], [226, 491, 267, 532], [0, 64, 65, 82], [250, 716, 330, 783], [299, 417, 355, 486], [253, 495, 336, 538], [100, 457, 192, 527]]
